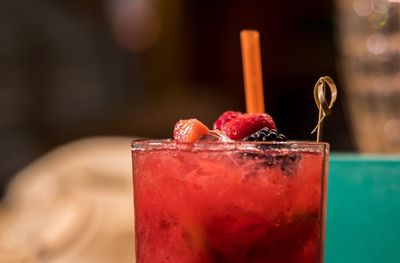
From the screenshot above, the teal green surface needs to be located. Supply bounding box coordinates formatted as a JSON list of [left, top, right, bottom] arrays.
[[325, 154, 400, 263]]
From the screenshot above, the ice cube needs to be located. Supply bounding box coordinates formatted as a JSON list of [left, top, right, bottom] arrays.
[[198, 130, 232, 142]]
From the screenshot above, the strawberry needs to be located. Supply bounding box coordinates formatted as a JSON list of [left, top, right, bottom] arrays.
[[213, 111, 242, 130], [221, 113, 276, 140], [173, 119, 210, 142]]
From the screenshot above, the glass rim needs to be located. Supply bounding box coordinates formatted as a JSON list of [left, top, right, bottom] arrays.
[[131, 139, 329, 152]]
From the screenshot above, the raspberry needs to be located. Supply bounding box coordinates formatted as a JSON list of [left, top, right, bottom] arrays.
[[243, 127, 287, 142], [173, 119, 210, 142], [213, 111, 242, 130], [221, 113, 276, 140]]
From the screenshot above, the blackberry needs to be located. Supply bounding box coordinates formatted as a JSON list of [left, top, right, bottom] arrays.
[[240, 128, 297, 176], [243, 127, 287, 142], [240, 152, 301, 177]]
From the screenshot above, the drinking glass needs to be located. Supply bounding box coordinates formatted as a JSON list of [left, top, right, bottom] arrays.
[[335, 0, 400, 153], [131, 140, 329, 262]]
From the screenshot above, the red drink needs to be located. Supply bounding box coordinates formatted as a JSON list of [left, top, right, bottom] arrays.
[[132, 140, 329, 263]]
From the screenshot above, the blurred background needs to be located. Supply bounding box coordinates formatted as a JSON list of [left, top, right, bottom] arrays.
[[0, 0, 399, 262], [0, 0, 356, 196]]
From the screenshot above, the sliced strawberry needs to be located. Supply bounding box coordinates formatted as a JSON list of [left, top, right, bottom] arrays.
[[173, 119, 210, 142], [221, 113, 276, 140], [213, 111, 242, 130]]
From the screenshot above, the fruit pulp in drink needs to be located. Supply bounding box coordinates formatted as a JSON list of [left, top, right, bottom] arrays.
[[132, 141, 328, 263]]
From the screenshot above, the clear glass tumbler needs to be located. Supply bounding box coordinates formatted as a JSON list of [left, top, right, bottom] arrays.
[[335, 0, 400, 153], [131, 140, 329, 262]]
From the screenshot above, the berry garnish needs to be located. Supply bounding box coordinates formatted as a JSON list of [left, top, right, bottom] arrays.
[[173, 119, 209, 142], [241, 152, 301, 176], [213, 111, 242, 130], [220, 113, 276, 140], [243, 127, 287, 142]]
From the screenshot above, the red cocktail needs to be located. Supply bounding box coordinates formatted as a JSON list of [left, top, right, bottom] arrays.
[[132, 140, 328, 263]]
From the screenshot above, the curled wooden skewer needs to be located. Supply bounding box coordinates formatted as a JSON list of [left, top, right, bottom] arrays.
[[311, 76, 337, 142]]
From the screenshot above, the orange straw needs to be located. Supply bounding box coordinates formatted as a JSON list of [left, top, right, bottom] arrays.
[[240, 30, 265, 114]]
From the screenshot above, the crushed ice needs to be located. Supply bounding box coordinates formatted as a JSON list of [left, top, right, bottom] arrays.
[[198, 130, 232, 142]]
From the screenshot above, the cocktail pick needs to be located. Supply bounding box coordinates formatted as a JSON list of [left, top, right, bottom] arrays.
[[240, 30, 265, 114], [311, 76, 337, 142]]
